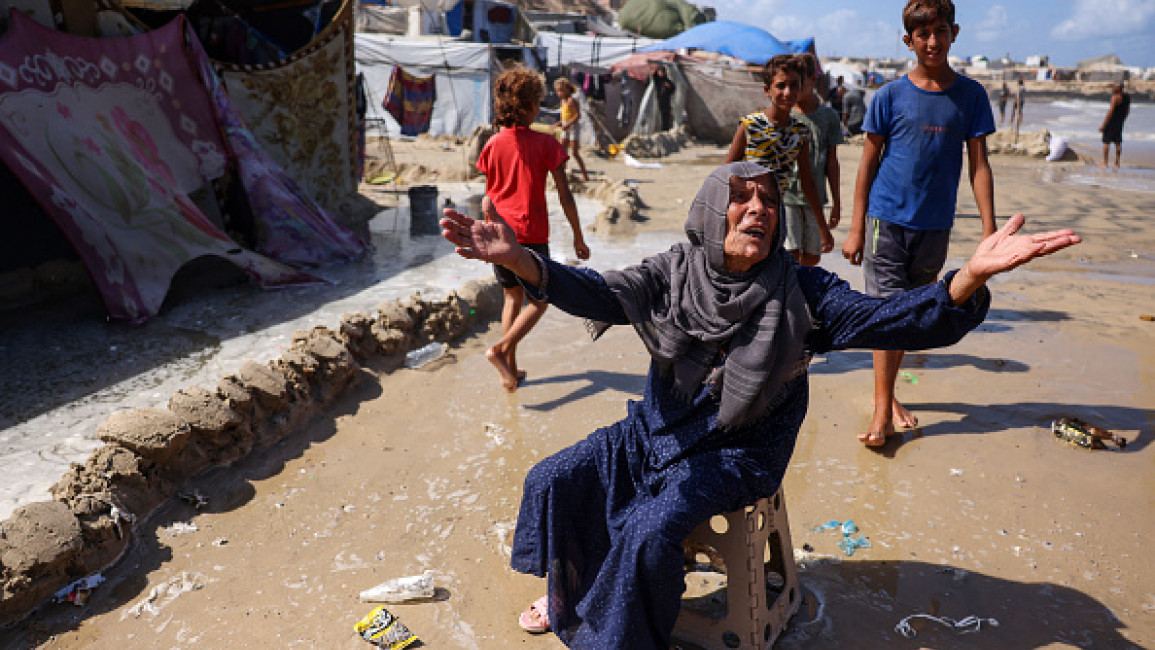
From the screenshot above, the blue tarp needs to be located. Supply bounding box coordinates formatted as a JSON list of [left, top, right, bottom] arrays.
[[638, 20, 813, 65]]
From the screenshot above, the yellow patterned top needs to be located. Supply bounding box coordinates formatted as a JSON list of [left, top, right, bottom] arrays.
[[739, 111, 810, 193], [560, 98, 578, 126]]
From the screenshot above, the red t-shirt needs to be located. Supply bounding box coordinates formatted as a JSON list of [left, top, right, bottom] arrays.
[[475, 126, 569, 244]]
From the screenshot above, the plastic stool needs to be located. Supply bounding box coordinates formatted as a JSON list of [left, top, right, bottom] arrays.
[[674, 488, 801, 649]]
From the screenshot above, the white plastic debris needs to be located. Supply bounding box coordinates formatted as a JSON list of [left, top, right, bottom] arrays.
[[164, 521, 199, 536], [404, 342, 448, 369], [54, 574, 105, 605], [623, 153, 662, 169], [895, 613, 998, 638], [123, 572, 205, 620], [359, 571, 436, 603]]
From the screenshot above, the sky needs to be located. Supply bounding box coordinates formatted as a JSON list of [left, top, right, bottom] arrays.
[[697, 0, 1155, 68]]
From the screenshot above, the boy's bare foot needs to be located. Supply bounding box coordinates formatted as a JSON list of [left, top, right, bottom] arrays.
[[891, 399, 918, 429], [858, 422, 896, 447], [871, 397, 919, 429], [486, 346, 519, 392]]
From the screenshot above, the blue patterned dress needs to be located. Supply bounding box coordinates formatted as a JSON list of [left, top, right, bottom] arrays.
[[510, 256, 989, 649]]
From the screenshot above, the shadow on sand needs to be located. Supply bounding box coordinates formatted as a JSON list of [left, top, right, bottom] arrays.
[[775, 558, 1135, 649]]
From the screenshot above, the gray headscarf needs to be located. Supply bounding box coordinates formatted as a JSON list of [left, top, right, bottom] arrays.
[[589, 161, 813, 429]]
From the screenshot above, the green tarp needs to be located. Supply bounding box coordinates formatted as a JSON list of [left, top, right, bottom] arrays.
[[619, 0, 709, 39]]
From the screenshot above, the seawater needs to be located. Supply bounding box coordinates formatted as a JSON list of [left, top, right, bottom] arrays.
[[1006, 97, 1155, 193]]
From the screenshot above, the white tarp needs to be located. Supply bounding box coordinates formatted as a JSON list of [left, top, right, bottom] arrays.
[[356, 5, 409, 34], [533, 32, 656, 69], [355, 34, 539, 137], [822, 61, 865, 88]]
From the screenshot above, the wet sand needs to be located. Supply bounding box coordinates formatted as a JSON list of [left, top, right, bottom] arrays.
[[9, 136, 1155, 649]]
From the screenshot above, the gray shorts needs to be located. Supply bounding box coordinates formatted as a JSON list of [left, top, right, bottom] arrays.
[[863, 217, 950, 298], [561, 121, 581, 142], [783, 204, 823, 256]]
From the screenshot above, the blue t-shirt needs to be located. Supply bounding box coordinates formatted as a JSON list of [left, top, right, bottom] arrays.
[[863, 74, 995, 230]]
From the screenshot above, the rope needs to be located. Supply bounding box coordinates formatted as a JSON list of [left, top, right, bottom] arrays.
[[894, 613, 999, 639]]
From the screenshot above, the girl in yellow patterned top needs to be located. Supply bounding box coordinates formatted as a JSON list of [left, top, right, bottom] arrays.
[[554, 78, 590, 182], [725, 54, 834, 258]]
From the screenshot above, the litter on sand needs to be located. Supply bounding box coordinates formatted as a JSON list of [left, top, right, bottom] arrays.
[[1051, 417, 1127, 450], [837, 535, 872, 556], [623, 153, 662, 169], [359, 571, 436, 603], [894, 613, 999, 638], [899, 371, 919, 384], [355, 606, 419, 649], [54, 574, 105, 606], [812, 519, 871, 556]]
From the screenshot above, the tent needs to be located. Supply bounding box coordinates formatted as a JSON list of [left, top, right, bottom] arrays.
[[638, 20, 812, 66], [822, 61, 865, 88], [356, 34, 540, 137], [532, 31, 655, 68], [0, 11, 364, 321], [356, 0, 465, 37], [217, 0, 361, 211]]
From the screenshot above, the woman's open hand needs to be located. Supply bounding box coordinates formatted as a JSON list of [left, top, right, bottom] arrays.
[[949, 214, 1081, 306], [965, 213, 1081, 281], [440, 208, 522, 267]]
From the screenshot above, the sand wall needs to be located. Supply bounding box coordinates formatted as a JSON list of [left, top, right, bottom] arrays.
[[0, 279, 504, 627]]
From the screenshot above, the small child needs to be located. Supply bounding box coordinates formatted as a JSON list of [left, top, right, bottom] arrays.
[[841, 0, 997, 447], [554, 78, 589, 182], [783, 52, 844, 267], [724, 54, 834, 258], [475, 67, 590, 391]]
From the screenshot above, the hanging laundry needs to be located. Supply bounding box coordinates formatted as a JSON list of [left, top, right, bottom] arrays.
[[382, 67, 436, 136], [617, 73, 634, 128]]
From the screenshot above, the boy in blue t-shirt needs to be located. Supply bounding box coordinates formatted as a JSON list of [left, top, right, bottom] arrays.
[[841, 0, 997, 447]]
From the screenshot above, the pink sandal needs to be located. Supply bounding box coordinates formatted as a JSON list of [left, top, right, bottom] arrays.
[[518, 595, 550, 634]]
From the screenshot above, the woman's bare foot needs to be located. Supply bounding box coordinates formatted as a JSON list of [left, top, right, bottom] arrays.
[[486, 346, 519, 392]]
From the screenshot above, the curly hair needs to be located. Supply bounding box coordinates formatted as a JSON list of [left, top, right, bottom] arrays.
[[493, 67, 544, 128], [761, 54, 804, 87], [553, 77, 576, 96], [902, 0, 955, 34]]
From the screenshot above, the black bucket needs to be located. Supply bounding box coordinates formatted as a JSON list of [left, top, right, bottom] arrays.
[[408, 185, 439, 236]]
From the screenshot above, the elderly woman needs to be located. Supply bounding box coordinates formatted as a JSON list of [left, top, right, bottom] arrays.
[[440, 162, 1078, 649]]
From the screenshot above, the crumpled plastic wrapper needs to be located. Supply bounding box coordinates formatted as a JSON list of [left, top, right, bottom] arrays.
[[354, 606, 419, 649]]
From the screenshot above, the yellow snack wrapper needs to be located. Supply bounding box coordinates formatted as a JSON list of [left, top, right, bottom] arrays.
[[354, 606, 419, 649]]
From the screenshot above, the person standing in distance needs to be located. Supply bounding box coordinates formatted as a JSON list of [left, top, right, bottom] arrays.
[[1099, 82, 1131, 170]]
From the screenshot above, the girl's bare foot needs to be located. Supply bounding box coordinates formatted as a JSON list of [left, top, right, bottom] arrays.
[[486, 346, 519, 392]]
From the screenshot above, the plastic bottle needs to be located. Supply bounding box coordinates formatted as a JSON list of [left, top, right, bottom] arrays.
[[359, 571, 436, 602], [404, 342, 448, 369]]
